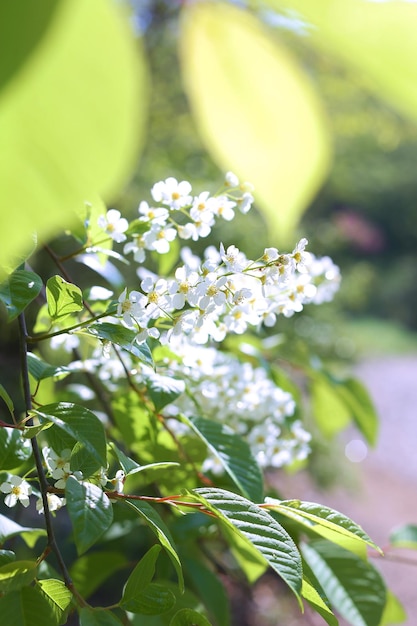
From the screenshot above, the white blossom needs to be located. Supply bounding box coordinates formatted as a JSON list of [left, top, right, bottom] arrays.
[[0, 475, 32, 508], [97, 209, 128, 243]]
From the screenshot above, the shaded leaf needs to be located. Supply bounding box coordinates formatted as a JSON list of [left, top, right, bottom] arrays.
[[0, 384, 14, 418], [0, 550, 15, 566], [192, 488, 303, 602], [121, 582, 176, 615], [27, 353, 70, 382], [180, 2, 330, 244], [125, 499, 184, 592], [0, 270, 42, 320], [87, 322, 154, 367], [66, 476, 113, 554], [182, 414, 263, 503], [0, 427, 32, 470], [301, 539, 386, 626], [146, 375, 185, 412], [183, 556, 229, 626], [79, 607, 124, 626], [0, 560, 37, 593], [70, 551, 127, 599], [170, 608, 213, 626]]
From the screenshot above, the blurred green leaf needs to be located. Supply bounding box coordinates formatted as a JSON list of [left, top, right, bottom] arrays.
[[0, 586, 57, 626], [79, 608, 124, 626], [389, 524, 417, 550], [332, 377, 379, 447], [87, 323, 154, 368], [180, 1, 330, 244], [309, 371, 351, 438], [379, 590, 407, 626], [27, 353, 70, 382], [0, 560, 37, 593], [267, 0, 417, 124], [169, 609, 213, 626], [0, 428, 32, 471], [182, 556, 229, 626], [70, 551, 127, 600], [0, 270, 43, 320], [0, 0, 147, 275], [0, 513, 46, 548]]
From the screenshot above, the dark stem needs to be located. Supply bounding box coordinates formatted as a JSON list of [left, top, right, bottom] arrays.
[[18, 312, 80, 596]]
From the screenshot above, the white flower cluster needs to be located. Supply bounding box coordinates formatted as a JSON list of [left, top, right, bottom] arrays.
[[151, 338, 311, 471]]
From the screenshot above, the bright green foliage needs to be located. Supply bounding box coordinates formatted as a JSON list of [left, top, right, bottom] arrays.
[[0, 586, 58, 626], [36, 579, 73, 626], [27, 353, 70, 383], [179, 2, 330, 245], [301, 577, 338, 626], [46, 276, 83, 321], [389, 524, 417, 550], [379, 591, 407, 626], [87, 323, 154, 368], [0, 561, 38, 594]]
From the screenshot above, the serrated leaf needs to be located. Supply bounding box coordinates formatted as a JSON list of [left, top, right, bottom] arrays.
[[79, 607, 124, 626], [70, 551, 127, 599], [0, 513, 46, 548], [0, 585, 57, 626], [389, 524, 417, 550], [146, 375, 185, 413], [0, 560, 37, 593], [170, 608, 213, 626], [0, 427, 32, 470], [264, 498, 381, 554], [182, 556, 229, 626], [302, 576, 338, 626], [180, 2, 330, 244], [46, 276, 83, 320], [301, 539, 386, 626], [182, 414, 263, 503], [27, 353, 70, 382], [0, 270, 43, 320], [34, 402, 107, 472], [192, 488, 303, 602], [66, 476, 113, 554], [0, 0, 147, 276], [87, 322, 154, 367], [0, 384, 14, 418], [37, 578, 72, 625], [125, 499, 184, 592], [266, 0, 417, 124]]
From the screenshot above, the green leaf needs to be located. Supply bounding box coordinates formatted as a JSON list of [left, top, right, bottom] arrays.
[[35, 402, 107, 472], [266, 0, 417, 124], [70, 551, 127, 599], [37, 579, 72, 625], [0, 513, 46, 548], [180, 2, 330, 244], [122, 546, 161, 601], [301, 539, 386, 626], [192, 488, 303, 602], [169, 609, 213, 626], [332, 377, 379, 447], [379, 590, 407, 626], [182, 556, 229, 626], [389, 524, 417, 550], [0, 586, 57, 626], [122, 582, 176, 615], [79, 607, 124, 626], [0, 0, 148, 275], [0, 427, 32, 470], [87, 322, 154, 367], [0, 270, 42, 320], [0, 550, 15, 566], [302, 576, 338, 626], [0, 560, 37, 593], [309, 372, 352, 439], [0, 384, 14, 418], [46, 276, 83, 320], [27, 353, 70, 382], [146, 375, 185, 412], [125, 500, 184, 592], [65, 476, 113, 554], [181, 414, 263, 503], [264, 498, 381, 554]]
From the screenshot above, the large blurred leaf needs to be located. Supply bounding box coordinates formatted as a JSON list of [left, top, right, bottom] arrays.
[[179, 1, 330, 244], [267, 0, 417, 124], [0, 0, 147, 274], [0, 586, 57, 626]]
